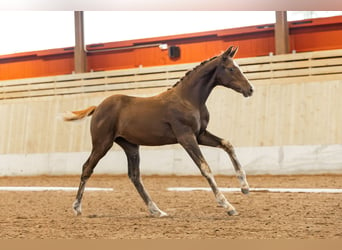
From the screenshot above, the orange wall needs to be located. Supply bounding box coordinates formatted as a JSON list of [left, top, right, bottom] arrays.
[[289, 18, 342, 52], [0, 51, 74, 80], [85, 25, 275, 72], [0, 15, 341, 81]]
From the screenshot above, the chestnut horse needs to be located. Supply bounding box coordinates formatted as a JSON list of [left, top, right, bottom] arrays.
[[64, 46, 254, 217]]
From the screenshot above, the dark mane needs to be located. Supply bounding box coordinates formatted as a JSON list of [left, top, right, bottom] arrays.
[[170, 55, 219, 88]]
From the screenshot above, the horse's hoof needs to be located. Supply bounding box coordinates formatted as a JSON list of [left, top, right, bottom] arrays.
[[227, 209, 239, 216], [151, 210, 168, 218], [73, 209, 82, 216], [158, 211, 168, 217], [148, 201, 168, 217], [72, 201, 82, 216], [72, 206, 82, 216], [241, 187, 250, 195]]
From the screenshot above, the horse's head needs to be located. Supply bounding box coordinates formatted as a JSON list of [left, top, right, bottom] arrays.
[[216, 46, 254, 97]]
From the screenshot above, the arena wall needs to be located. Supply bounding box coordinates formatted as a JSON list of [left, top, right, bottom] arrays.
[[1, 50, 342, 176], [1, 15, 342, 81]]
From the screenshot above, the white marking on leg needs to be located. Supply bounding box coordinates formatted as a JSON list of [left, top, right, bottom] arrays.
[[236, 170, 250, 194], [72, 200, 82, 216], [148, 201, 168, 217], [221, 139, 249, 194], [215, 192, 237, 215], [221, 139, 233, 152], [199, 161, 238, 216], [200, 162, 213, 177], [215, 192, 228, 207]]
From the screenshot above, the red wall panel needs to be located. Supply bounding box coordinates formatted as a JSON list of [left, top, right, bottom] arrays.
[[290, 23, 342, 52]]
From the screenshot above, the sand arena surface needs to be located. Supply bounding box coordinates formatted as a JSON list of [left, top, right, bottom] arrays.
[[0, 175, 341, 239]]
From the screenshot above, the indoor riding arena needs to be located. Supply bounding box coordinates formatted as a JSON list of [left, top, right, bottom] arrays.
[[0, 12, 341, 240]]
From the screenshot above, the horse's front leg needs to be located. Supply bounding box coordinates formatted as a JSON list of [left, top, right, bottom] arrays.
[[198, 130, 250, 195], [176, 132, 238, 216]]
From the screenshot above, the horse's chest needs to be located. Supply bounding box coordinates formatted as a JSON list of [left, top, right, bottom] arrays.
[[189, 113, 202, 132], [170, 103, 209, 133], [176, 110, 203, 134]]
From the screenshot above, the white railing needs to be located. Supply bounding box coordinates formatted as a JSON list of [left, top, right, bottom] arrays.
[[1, 49, 342, 99]]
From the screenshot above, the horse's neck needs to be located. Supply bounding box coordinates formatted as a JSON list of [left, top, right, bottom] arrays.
[[175, 60, 218, 107]]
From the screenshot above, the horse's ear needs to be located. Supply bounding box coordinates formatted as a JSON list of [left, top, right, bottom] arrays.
[[229, 46, 239, 58], [222, 46, 238, 61], [222, 46, 233, 61]]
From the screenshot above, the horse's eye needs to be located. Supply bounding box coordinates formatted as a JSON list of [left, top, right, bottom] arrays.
[[227, 67, 234, 72]]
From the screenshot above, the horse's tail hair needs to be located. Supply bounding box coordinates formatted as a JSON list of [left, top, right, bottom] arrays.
[[63, 106, 97, 121]]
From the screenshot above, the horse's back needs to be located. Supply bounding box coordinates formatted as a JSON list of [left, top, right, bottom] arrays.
[[90, 93, 178, 146]]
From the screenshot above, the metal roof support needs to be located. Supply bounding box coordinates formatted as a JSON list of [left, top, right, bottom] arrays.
[[275, 11, 290, 55], [74, 11, 87, 73]]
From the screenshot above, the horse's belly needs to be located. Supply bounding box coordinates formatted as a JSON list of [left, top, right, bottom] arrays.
[[122, 133, 178, 146], [134, 134, 177, 146], [117, 120, 177, 146]]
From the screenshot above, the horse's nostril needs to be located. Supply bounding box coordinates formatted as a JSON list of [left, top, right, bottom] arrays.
[[246, 86, 254, 97], [249, 86, 254, 94]]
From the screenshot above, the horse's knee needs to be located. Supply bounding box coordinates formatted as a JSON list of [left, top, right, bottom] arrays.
[[199, 162, 213, 179], [221, 139, 236, 154]]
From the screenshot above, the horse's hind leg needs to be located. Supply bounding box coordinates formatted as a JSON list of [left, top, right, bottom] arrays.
[[198, 130, 249, 195], [116, 138, 167, 217], [73, 139, 113, 215]]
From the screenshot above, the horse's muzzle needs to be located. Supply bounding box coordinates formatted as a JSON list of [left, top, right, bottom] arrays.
[[243, 85, 254, 97]]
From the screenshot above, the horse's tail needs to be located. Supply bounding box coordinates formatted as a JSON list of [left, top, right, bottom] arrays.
[[63, 106, 97, 121]]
